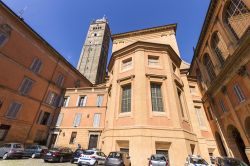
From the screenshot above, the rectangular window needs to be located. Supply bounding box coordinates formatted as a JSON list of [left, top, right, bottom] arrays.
[[19, 77, 33, 95], [219, 99, 227, 113], [96, 95, 104, 107], [121, 58, 132, 71], [55, 74, 64, 87], [121, 84, 131, 113], [69, 132, 77, 144], [156, 150, 169, 160], [0, 33, 7, 46], [177, 88, 185, 117], [151, 83, 164, 112], [56, 113, 64, 127], [195, 107, 206, 127], [73, 113, 82, 127], [45, 92, 58, 106], [233, 84, 245, 102], [148, 56, 160, 67], [37, 112, 51, 125], [63, 97, 70, 107], [0, 125, 11, 141], [30, 58, 42, 73], [78, 96, 87, 107], [93, 113, 101, 128], [6, 102, 22, 118], [120, 148, 129, 155]]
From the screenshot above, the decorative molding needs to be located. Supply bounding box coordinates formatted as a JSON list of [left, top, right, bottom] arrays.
[[117, 75, 135, 83], [145, 73, 167, 80]]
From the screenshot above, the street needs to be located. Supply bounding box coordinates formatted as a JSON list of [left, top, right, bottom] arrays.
[[0, 158, 74, 166]]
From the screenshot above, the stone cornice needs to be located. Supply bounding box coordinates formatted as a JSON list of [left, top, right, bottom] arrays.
[[111, 23, 177, 40]]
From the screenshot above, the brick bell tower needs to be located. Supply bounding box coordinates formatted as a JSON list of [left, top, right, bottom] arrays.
[[77, 17, 111, 84]]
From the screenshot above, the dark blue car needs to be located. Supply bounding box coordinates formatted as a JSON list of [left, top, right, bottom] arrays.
[[23, 145, 48, 158], [71, 149, 85, 163]]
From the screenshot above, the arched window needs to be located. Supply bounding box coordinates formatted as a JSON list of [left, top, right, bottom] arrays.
[[224, 0, 250, 39], [203, 54, 216, 81], [211, 32, 227, 66]]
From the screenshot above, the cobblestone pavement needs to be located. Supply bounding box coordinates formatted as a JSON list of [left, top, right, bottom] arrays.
[[0, 158, 75, 166]]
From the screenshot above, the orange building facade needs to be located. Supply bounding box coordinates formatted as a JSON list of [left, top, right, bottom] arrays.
[[189, 0, 250, 164], [0, 3, 92, 146]]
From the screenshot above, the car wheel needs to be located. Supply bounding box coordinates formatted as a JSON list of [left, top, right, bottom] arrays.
[[31, 153, 36, 159], [2, 153, 8, 160], [59, 156, 64, 163]]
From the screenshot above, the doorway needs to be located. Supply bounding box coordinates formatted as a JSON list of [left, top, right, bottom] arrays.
[[88, 134, 98, 149]]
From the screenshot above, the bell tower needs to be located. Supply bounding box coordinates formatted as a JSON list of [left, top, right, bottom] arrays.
[[77, 17, 111, 84]]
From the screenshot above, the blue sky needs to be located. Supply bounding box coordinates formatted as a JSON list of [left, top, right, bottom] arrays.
[[2, 0, 210, 67]]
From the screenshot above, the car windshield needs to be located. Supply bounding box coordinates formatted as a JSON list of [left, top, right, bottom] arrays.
[[108, 152, 122, 159], [190, 158, 208, 164], [82, 151, 94, 155], [13, 144, 22, 148], [75, 149, 84, 154], [223, 158, 248, 166], [151, 155, 166, 161]]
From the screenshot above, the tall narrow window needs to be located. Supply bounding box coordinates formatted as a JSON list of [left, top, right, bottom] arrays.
[[56, 113, 64, 127], [19, 77, 33, 95], [63, 97, 70, 107], [211, 32, 225, 66], [78, 96, 87, 107], [121, 84, 131, 113], [37, 112, 51, 125], [93, 113, 101, 128], [55, 74, 64, 87], [69, 132, 77, 144], [177, 88, 185, 117], [0, 24, 11, 48], [0, 125, 11, 141], [45, 92, 58, 106], [203, 54, 216, 81], [30, 58, 42, 73], [219, 99, 227, 112], [6, 102, 22, 119], [224, 0, 250, 39], [148, 56, 160, 67], [195, 107, 206, 127], [121, 58, 132, 71], [96, 95, 104, 107], [233, 84, 246, 102], [151, 83, 164, 112], [73, 113, 82, 127]]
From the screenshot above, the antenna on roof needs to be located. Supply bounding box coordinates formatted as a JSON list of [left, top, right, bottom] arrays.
[[17, 6, 28, 19]]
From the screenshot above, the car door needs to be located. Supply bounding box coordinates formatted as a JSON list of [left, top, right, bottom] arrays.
[[99, 152, 106, 164]]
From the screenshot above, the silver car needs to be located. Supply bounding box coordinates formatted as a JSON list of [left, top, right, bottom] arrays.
[[148, 154, 169, 166], [0, 143, 24, 159]]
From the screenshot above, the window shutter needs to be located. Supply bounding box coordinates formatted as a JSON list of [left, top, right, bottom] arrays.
[[37, 111, 44, 124], [76, 96, 80, 106], [47, 113, 52, 126], [93, 114, 101, 128], [97, 95, 103, 107], [83, 96, 87, 106], [6, 102, 21, 118], [56, 113, 63, 127], [76, 113, 82, 127]]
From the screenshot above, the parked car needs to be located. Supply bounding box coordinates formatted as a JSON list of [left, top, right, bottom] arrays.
[[44, 147, 73, 162], [148, 154, 169, 166], [215, 157, 248, 166], [78, 149, 106, 166], [185, 155, 212, 166], [71, 148, 85, 163], [23, 144, 48, 158], [105, 151, 131, 166], [0, 143, 24, 160]]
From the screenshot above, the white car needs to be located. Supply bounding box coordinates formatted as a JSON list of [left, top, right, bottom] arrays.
[[185, 155, 212, 166], [77, 149, 106, 166]]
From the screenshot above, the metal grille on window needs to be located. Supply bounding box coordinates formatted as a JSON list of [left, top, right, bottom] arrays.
[[6, 102, 22, 118], [225, 0, 250, 39], [204, 54, 216, 81], [151, 83, 164, 112], [233, 84, 245, 102], [211, 32, 226, 66], [121, 85, 131, 113], [30, 58, 42, 73], [19, 77, 33, 95], [69, 132, 77, 144]]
